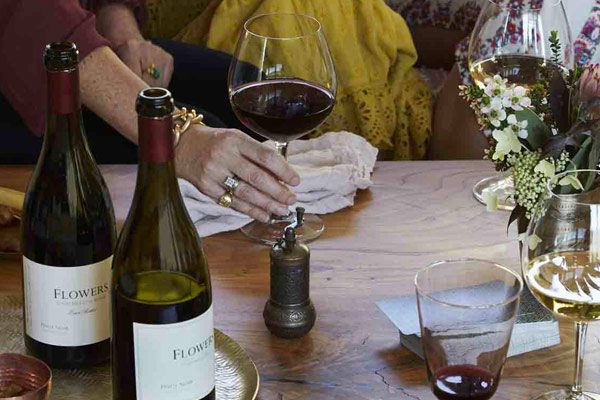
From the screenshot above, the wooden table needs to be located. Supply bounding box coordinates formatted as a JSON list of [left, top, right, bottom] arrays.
[[1, 161, 598, 400]]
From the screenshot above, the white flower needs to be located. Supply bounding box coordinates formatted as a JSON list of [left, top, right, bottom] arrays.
[[507, 114, 529, 138], [483, 98, 507, 127], [534, 159, 555, 178], [483, 189, 499, 212], [552, 128, 559, 136], [484, 76, 507, 97], [541, 98, 548, 105], [528, 234, 542, 250], [503, 86, 532, 111], [559, 174, 584, 191], [492, 127, 522, 160], [482, 97, 501, 113]]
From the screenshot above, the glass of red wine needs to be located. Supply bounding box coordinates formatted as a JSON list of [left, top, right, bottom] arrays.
[[415, 259, 523, 400], [228, 13, 337, 244]]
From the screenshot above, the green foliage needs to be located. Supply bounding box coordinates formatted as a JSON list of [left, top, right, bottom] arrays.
[[549, 31, 562, 65], [515, 109, 550, 150]]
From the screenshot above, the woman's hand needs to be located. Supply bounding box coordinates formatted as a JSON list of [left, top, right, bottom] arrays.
[[115, 39, 174, 88], [95, 3, 173, 88], [176, 126, 300, 222]]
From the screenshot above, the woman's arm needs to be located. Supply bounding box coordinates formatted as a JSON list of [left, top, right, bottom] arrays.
[[0, 1, 298, 222], [80, 46, 145, 142], [0, 0, 111, 135], [95, 2, 144, 47], [95, 2, 173, 88], [81, 46, 299, 222]]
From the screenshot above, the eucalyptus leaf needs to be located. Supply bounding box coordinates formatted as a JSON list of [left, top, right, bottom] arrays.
[[515, 109, 551, 150], [507, 204, 526, 234], [571, 136, 592, 169]]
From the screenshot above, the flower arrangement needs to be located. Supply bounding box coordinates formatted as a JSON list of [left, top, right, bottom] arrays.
[[460, 34, 600, 233]]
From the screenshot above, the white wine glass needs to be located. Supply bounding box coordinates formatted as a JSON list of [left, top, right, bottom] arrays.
[[468, 0, 573, 211], [228, 13, 337, 245], [523, 169, 600, 400]]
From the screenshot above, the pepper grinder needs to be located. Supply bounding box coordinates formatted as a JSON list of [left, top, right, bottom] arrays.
[[263, 208, 316, 339]]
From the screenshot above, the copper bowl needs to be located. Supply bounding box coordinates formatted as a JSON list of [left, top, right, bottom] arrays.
[[0, 354, 51, 400]]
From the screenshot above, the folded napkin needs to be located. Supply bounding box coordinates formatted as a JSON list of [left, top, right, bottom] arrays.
[[179, 131, 378, 237]]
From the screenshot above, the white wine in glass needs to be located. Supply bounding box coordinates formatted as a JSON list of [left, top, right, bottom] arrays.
[[523, 169, 600, 400], [470, 55, 569, 90], [525, 251, 600, 321], [468, 0, 572, 211]]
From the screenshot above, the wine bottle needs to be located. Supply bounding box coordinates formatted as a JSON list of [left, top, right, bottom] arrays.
[[112, 88, 215, 400], [21, 42, 116, 368]]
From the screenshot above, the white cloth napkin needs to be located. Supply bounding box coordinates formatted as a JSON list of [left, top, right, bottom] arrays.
[[179, 131, 378, 237]]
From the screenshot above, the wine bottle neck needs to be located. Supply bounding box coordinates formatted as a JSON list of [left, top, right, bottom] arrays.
[[138, 116, 175, 163], [43, 68, 88, 153], [134, 115, 181, 206], [47, 68, 80, 115]]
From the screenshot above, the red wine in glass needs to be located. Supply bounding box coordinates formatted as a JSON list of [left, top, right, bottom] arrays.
[[431, 365, 498, 400], [230, 78, 335, 142]]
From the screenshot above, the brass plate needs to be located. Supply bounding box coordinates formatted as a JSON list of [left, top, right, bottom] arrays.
[[0, 295, 259, 400]]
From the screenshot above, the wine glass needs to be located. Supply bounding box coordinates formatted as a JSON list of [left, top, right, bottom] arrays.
[[468, 0, 573, 211], [523, 169, 600, 400], [228, 13, 337, 245], [415, 259, 523, 400]]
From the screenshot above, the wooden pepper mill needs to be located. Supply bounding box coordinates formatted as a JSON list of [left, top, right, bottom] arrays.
[[263, 208, 316, 339]]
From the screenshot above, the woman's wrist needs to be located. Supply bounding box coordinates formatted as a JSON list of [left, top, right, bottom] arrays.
[[95, 2, 143, 48], [80, 46, 148, 143]]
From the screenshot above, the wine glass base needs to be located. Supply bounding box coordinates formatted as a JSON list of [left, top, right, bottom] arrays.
[[241, 213, 325, 245], [472, 174, 516, 211], [530, 389, 600, 400]]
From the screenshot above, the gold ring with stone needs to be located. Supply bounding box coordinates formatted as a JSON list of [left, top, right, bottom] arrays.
[[145, 63, 161, 79], [218, 192, 233, 208]]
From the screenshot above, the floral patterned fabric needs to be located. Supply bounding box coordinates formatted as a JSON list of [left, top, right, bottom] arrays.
[[387, 0, 600, 87], [385, 0, 483, 32]]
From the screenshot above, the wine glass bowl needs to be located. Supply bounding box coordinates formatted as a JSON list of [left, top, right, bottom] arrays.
[[468, 0, 573, 211], [415, 259, 523, 400], [522, 169, 600, 400], [229, 13, 337, 244]]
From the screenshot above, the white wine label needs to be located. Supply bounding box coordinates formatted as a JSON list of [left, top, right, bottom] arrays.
[[23, 256, 112, 347], [133, 305, 215, 400]]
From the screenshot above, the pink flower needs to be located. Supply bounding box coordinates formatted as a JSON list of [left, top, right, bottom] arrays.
[[579, 65, 600, 104]]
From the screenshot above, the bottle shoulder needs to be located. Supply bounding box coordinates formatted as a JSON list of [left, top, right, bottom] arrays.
[[113, 202, 208, 276]]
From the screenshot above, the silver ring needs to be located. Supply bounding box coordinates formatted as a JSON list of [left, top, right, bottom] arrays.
[[223, 176, 241, 193]]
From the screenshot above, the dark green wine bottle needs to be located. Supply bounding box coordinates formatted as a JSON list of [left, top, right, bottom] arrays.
[[21, 42, 117, 368], [112, 88, 215, 400]]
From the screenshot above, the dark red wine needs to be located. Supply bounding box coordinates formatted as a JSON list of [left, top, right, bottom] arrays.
[[230, 78, 334, 142], [432, 365, 498, 400]]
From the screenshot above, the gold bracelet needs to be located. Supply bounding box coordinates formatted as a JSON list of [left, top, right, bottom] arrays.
[[173, 107, 205, 146]]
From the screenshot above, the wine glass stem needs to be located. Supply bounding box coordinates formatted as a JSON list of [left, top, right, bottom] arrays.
[[572, 321, 588, 397], [272, 141, 292, 223]]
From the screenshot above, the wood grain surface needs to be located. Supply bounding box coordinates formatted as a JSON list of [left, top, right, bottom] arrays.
[[0, 161, 598, 400]]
